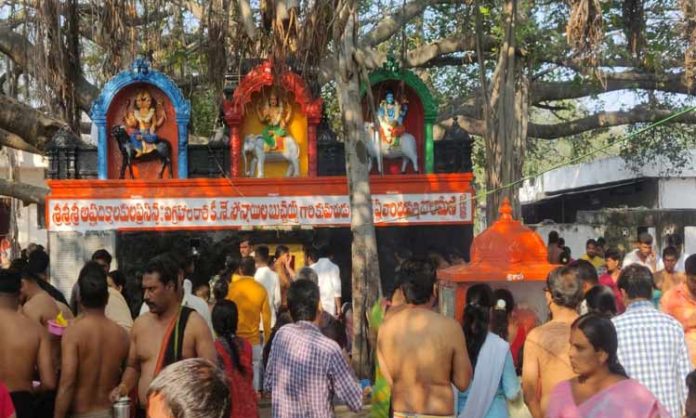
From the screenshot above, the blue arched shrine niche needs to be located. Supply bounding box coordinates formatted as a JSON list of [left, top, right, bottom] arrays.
[[91, 58, 191, 179]]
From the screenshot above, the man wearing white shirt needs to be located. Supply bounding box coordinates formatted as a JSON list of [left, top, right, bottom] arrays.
[[306, 245, 342, 318], [623, 232, 661, 273], [254, 246, 281, 327]]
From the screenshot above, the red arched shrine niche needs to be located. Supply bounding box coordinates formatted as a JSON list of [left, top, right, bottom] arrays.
[[223, 61, 323, 177]]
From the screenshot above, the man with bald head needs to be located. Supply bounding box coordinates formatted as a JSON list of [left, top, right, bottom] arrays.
[[0, 269, 55, 418]]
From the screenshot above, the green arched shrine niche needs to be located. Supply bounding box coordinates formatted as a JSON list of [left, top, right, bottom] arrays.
[[361, 65, 438, 173]]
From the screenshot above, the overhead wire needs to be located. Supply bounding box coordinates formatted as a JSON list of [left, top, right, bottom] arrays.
[[204, 104, 696, 224], [377, 104, 696, 224]]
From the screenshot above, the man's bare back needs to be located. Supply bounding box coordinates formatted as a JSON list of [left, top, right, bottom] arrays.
[[655, 270, 685, 294], [377, 306, 471, 416], [129, 310, 215, 405], [55, 314, 129, 417], [0, 309, 54, 392], [522, 320, 576, 417], [22, 291, 61, 326]]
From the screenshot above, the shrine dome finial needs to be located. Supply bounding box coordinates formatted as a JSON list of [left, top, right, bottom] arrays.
[[498, 197, 513, 221], [438, 198, 558, 282]]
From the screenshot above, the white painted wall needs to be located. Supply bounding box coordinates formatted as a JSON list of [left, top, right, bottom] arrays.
[[529, 223, 606, 261], [684, 227, 696, 260], [49, 231, 117, 298], [658, 178, 696, 209], [0, 150, 48, 250]]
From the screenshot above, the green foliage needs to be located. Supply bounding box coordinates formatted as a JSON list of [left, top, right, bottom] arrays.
[[189, 89, 218, 138], [620, 123, 696, 174], [321, 82, 344, 137], [3, 0, 696, 182]]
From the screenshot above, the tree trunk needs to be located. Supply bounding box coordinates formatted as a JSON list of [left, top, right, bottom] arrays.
[[0, 178, 49, 206], [483, 0, 529, 224], [334, 1, 381, 379], [0, 95, 68, 152], [5, 149, 21, 259]]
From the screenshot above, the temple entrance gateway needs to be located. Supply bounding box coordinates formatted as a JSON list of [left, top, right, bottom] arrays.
[[45, 57, 475, 305]]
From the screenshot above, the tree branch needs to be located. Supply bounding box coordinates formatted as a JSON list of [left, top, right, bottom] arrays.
[[360, 0, 462, 48], [0, 94, 69, 151], [412, 53, 483, 68], [17, 1, 173, 27], [439, 116, 485, 136], [0, 27, 99, 113], [532, 71, 692, 103], [236, 0, 257, 41], [437, 104, 696, 140], [361, 33, 497, 70], [0, 128, 41, 154], [528, 106, 696, 139], [534, 102, 572, 111], [0, 178, 48, 206], [405, 33, 496, 68]]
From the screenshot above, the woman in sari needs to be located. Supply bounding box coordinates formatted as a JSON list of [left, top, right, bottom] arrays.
[[457, 284, 520, 418], [491, 288, 527, 372], [211, 300, 258, 418], [584, 285, 617, 319], [546, 313, 668, 418], [368, 277, 409, 418]]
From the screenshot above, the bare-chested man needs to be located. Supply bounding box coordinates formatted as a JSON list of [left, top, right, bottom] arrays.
[[0, 269, 55, 418], [377, 258, 472, 417], [654, 246, 686, 295], [54, 262, 129, 418], [110, 254, 215, 418], [19, 270, 73, 327], [522, 266, 583, 418]]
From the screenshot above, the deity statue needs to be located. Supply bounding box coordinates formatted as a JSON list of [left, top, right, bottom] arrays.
[[123, 89, 166, 156], [377, 90, 408, 148], [256, 90, 292, 151]]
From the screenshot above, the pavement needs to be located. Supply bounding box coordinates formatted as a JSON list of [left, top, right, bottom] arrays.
[[258, 398, 371, 417]]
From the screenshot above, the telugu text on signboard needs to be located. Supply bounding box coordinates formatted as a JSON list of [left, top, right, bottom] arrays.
[[47, 193, 473, 232]]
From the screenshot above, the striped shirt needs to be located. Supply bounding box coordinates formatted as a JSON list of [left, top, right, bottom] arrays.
[[264, 321, 362, 417]]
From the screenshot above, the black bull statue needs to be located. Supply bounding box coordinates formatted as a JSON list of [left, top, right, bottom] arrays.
[[111, 125, 173, 179]]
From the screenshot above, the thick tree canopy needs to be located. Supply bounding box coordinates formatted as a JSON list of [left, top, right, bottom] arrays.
[[0, 3, 692, 165], [0, 0, 696, 214], [0, 0, 694, 205]]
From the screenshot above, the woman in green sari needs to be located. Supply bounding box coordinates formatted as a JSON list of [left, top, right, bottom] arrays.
[[368, 284, 406, 418]]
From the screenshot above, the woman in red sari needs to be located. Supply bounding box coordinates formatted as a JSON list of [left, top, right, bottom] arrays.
[[212, 300, 258, 418]]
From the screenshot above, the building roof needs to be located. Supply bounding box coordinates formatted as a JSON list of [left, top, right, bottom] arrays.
[[520, 150, 696, 205]]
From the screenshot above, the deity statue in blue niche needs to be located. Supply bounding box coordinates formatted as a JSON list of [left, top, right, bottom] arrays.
[[123, 89, 166, 156]]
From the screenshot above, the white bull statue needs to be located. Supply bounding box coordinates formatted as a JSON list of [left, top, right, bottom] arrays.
[[243, 133, 300, 178], [364, 122, 419, 174]]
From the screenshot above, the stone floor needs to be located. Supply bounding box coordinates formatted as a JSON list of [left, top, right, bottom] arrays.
[[258, 399, 371, 417]]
